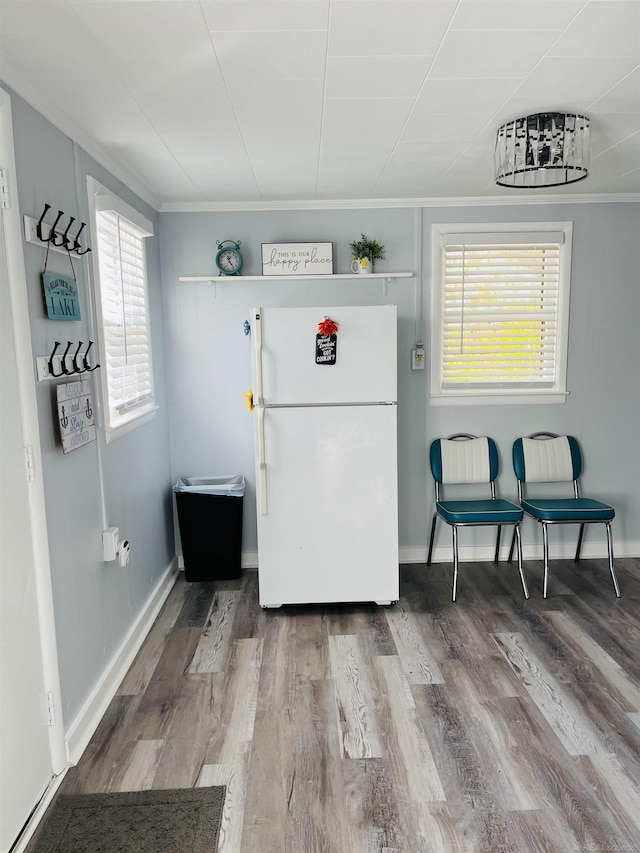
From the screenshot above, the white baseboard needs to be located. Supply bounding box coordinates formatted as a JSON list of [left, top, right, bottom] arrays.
[[64, 559, 179, 765], [399, 540, 640, 564], [11, 768, 68, 853], [179, 542, 640, 574]]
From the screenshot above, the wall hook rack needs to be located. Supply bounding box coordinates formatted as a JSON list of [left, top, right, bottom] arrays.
[[37, 340, 100, 382], [26, 203, 92, 257]]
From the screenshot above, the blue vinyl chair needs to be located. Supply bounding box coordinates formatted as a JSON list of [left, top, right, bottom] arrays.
[[427, 434, 529, 601], [510, 432, 620, 598]]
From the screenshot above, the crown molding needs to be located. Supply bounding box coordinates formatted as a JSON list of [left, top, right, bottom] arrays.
[[0, 74, 161, 212], [160, 192, 640, 213]]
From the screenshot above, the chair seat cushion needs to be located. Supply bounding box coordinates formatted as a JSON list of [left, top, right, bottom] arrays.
[[436, 499, 523, 525], [521, 497, 615, 522]]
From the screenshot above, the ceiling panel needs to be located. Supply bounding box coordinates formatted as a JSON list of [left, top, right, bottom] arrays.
[[429, 28, 560, 79], [0, 1, 78, 32], [591, 130, 640, 173], [411, 78, 523, 116], [589, 114, 640, 155], [325, 56, 433, 99], [376, 140, 466, 193], [228, 78, 323, 166], [587, 168, 640, 192], [104, 136, 203, 201], [328, 1, 457, 57], [256, 172, 320, 200], [211, 30, 326, 79], [547, 0, 639, 58], [321, 97, 414, 139], [514, 57, 639, 105], [0, 0, 637, 207], [402, 113, 491, 148], [201, 1, 329, 32], [72, 2, 215, 79], [0, 30, 108, 80], [21, 77, 158, 144], [450, 0, 587, 31], [589, 67, 640, 113]]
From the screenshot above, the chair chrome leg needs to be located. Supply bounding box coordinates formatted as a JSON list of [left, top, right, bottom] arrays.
[[452, 526, 459, 602], [427, 514, 437, 566], [515, 525, 529, 599], [575, 523, 585, 562], [542, 523, 550, 598], [605, 522, 621, 598], [507, 526, 516, 563], [494, 525, 502, 564]]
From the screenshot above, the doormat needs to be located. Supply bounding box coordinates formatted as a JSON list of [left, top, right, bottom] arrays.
[[29, 786, 225, 853]]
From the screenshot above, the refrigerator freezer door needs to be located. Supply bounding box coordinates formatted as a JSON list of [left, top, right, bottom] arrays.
[[256, 404, 399, 606], [253, 305, 397, 405]]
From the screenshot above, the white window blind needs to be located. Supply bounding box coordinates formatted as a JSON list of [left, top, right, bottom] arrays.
[[95, 209, 155, 429], [439, 233, 566, 392]]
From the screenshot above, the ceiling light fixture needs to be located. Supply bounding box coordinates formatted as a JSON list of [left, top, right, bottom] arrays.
[[495, 112, 590, 189]]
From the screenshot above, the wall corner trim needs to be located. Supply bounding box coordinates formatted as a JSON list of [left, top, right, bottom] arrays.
[[64, 559, 180, 766]]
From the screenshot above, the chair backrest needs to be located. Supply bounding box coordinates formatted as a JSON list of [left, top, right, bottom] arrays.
[[512, 432, 583, 484], [430, 434, 499, 485]]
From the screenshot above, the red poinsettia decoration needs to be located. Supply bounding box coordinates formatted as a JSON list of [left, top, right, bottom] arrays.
[[318, 316, 339, 336]]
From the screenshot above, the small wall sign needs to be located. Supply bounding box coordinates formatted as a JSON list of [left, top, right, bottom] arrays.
[[315, 334, 337, 365], [261, 242, 333, 276], [42, 273, 81, 321], [57, 380, 96, 454]]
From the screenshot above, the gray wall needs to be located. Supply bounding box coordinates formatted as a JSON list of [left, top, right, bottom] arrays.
[[160, 203, 640, 560], [10, 90, 175, 728]]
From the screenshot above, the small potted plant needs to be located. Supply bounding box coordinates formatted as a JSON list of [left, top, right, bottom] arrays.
[[349, 233, 385, 274]]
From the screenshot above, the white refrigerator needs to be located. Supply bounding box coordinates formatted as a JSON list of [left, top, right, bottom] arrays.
[[251, 304, 399, 608]]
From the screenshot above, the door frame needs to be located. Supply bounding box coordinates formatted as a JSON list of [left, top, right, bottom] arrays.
[[0, 85, 67, 847]]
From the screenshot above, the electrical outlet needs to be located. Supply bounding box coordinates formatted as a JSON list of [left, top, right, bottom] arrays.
[[36, 355, 65, 381], [411, 347, 425, 370], [36, 356, 52, 381], [102, 527, 119, 562]]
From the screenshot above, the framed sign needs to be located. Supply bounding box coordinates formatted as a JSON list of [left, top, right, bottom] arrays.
[[42, 273, 81, 321], [57, 380, 96, 454], [261, 242, 333, 276]]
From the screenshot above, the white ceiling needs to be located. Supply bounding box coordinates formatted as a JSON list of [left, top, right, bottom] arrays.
[[0, 0, 638, 210]]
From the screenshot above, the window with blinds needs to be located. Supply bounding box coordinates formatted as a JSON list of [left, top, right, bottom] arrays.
[[93, 197, 155, 434], [431, 224, 572, 404]]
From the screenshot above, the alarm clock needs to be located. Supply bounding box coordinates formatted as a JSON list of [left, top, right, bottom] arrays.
[[215, 239, 243, 276]]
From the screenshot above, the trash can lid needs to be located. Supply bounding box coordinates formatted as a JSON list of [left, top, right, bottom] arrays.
[[173, 474, 245, 496]]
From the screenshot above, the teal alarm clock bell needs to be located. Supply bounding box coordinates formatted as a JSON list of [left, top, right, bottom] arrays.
[[215, 240, 243, 276]]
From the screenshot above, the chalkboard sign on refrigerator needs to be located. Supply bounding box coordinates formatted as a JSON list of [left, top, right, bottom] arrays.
[[315, 334, 337, 365]]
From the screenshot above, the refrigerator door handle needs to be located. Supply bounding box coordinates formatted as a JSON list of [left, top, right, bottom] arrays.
[[257, 406, 268, 515], [253, 308, 263, 405]]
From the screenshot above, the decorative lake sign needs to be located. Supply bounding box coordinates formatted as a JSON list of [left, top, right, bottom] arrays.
[[42, 272, 81, 321], [261, 242, 333, 276], [316, 334, 337, 365], [57, 380, 96, 454]]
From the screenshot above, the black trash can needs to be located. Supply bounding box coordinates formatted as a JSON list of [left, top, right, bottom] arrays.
[[174, 475, 245, 582]]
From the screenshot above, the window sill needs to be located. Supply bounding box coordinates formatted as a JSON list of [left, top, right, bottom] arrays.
[[105, 406, 158, 444], [429, 392, 569, 407]]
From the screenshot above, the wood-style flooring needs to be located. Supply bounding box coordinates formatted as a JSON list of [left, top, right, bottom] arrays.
[[46, 557, 640, 852]]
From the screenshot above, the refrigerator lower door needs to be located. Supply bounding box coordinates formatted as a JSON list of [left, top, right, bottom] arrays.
[[255, 404, 399, 606]]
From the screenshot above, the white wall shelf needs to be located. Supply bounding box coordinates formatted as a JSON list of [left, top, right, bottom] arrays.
[[178, 272, 414, 283]]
